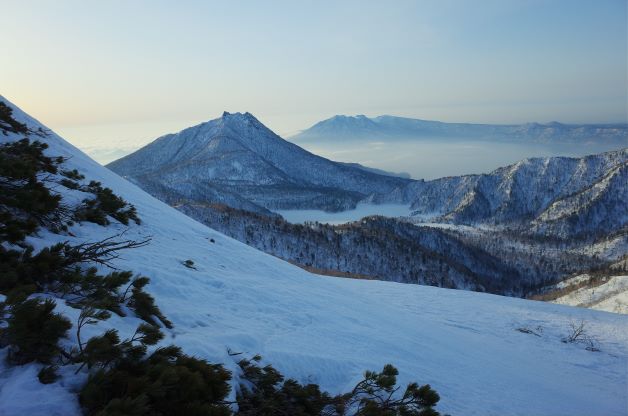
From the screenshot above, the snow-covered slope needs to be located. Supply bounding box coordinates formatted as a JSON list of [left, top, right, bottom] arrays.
[[107, 112, 409, 213], [2, 96, 628, 416], [293, 114, 628, 145], [551, 274, 628, 314], [377, 149, 628, 239]]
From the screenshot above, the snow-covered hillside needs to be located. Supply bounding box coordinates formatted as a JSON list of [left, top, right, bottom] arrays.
[[107, 112, 409, 213], [2, 96, 628, 416], [293, 114, 628, 145], [376, 149, 628, 239], [552, 274, 628, 314]]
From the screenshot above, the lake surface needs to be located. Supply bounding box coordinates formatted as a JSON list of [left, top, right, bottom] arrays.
[[275, 203, 412, 224]]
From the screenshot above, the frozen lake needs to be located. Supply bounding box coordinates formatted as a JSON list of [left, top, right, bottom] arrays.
[[275, 203, 412, 224]]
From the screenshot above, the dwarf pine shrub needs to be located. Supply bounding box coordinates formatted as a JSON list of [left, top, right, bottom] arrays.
[[4, 298, 72, 365]]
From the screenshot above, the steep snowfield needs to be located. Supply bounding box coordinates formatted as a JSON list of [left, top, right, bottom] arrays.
[[1, 97, 628, 416]]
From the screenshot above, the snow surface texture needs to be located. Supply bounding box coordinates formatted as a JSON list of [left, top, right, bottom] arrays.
[[553, 275, 628, 314], [1, 96, 628, 416]]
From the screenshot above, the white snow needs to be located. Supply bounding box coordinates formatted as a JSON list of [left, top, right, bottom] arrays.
[[553, 275, 628, 315], [1, 96, 628, 416], [0, 351, 82, 416], [275, 203, 412, 224]]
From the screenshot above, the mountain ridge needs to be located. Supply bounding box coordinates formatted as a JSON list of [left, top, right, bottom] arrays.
[[108, 111, 411, 213], [378, 147, 628, 239], [293, 114, 628, 144]]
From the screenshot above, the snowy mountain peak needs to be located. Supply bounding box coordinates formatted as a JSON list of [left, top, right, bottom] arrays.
[[324, 114, 374, 124], [296, 114, 383, 140], [215, 111, 277, 141], [221, 110, 258, 122], [108, 111, 409, 213], [330, 114, 369, 120]]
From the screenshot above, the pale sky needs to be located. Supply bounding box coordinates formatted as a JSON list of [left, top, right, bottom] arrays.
[[2, 0, 627, 155]]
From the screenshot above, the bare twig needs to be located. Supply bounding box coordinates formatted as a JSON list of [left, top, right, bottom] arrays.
[[65, 232, 151, 270]]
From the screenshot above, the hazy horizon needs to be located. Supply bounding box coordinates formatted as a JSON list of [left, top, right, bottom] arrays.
[[47, 108, 627, 180], [3, 0, 627, 177], [3, 1, 627, 144]]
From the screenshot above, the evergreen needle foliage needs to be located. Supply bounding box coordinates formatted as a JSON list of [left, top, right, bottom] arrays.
[[236, 357, 441, 416], [4, 298, 72, 365], [75, 180, 140, 226], [0, 102, 28, 135], [0, 139, 65, 243], [80, 346, 232, 416]]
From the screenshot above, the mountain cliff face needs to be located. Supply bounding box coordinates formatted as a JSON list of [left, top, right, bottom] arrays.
[[107, 112, 410, 213], [293, 114, 628, 145]]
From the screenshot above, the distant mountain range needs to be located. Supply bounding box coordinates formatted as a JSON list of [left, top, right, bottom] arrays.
[[108, 111, 627, 241], [107, 112, 410, 214], [107, 111, 628, 297], [292, 114, 628, 145]]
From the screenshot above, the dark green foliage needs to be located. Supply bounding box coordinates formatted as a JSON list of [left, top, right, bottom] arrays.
[[237, 355, 332, 416], [130, 323, 164, 346], [4, 298, 72, 365], [61, 169, 85, 181], [0, 242, 119, 303], [59, 169, 86, 190], [0, 239, 166, 328], [38, 365, 60, 384], [80, 345, 232, 416], [75, 312, 165, 372], [82, 323, 163, 365], [60, 178, 81, 190], [335, 364, 440, 416], [82, 329, 122, 369], [67, 270, 134, 314], [0, 101, 28, 135], [128, 277, 173, 329], [236, 358, 441, 416], [0, 244, 72, 300], [75, 180, 140, 226], [0, 139, 65, 243], [57, 268, 137, 316]]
